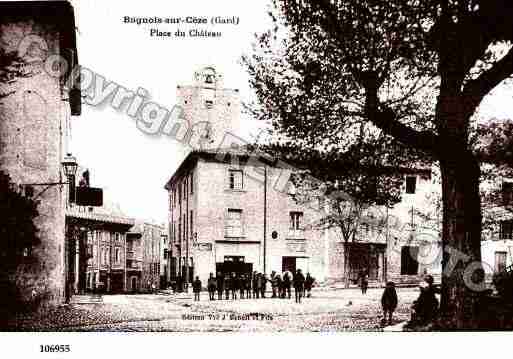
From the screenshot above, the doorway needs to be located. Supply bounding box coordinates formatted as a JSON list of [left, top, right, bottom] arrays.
[[216, 256, 252, 277], [282, 256, 296, 273], [401, 246, 419, 275], [131, 277, 138, 293]]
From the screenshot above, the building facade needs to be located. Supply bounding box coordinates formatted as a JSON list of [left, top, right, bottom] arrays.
[[165, 149, 327, 286], [326, 167, 443, 286], [67, 203, 134, 294]]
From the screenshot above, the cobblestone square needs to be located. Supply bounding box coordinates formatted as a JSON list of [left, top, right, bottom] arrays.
[[5, 287, 420, 332]]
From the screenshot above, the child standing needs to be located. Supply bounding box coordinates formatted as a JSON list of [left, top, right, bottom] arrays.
[[192, 276, 202, 301], [381, 281, 398, 325]]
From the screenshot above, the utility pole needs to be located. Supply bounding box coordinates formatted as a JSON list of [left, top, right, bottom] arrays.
[[185, 178, 189, 292], [263, 165, 267, 275]]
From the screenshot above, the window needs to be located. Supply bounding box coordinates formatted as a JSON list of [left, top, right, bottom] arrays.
[[205, 74, 215, 84], [190, 172, 194, 194], [225, 209, 243, 237], [289, 211, 303, 230], [289, 211, 304, 239], [205, 100, 214, 109], [115, 248, 120, 264], [190, 210, 194, 238], [229, 169, 243, 190], [178, 216, 182, 243], [500, 221, 513, 239], [495, 251, 507, 273], [503, 182, 513, 205], [405, 176, 416, 194]]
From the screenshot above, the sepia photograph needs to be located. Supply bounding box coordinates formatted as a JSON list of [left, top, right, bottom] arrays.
[[1, 0, 513, 349]]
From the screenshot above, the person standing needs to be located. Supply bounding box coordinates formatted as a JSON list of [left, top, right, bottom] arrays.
[[260, 274, 267, 298], [216, 272, 224, 300], [192, 276, 202, 301], [304, 273, 315, 298], [253, 272, 260, 299], [224, 274, 231, 300], [270, 271, 277, 298], [360, 271, 369, 295], [275, 274, 283, 298], [381, 281, 398, 326], [245, 273, 252, 299], [231, 273, 238, 300], [293, 269, 305, 303], [283, 271, 292, 299], [207, 272, 217, 301], [239, 275, 246, 299]]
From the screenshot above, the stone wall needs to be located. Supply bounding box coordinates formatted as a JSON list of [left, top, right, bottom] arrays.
[[0, 2, 78, 308]]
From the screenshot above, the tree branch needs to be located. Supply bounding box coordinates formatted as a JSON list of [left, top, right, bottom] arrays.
[[358, 71, 439, 155], [461, 47, 513, 118]]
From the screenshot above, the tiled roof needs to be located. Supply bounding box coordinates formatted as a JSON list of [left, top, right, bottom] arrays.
[[66, 208, 135, 226]]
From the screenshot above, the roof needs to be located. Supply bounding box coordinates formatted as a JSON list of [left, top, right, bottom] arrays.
[[164, 146, 285, 190], [66, 207, 135, 226], [164, 145, 432, 191]]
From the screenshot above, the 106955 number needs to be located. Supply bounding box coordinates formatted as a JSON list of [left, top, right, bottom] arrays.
[[40, 345, 70, 353]]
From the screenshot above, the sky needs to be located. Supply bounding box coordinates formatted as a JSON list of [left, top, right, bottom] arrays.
[[68, 0, 272, 223], [66, 0, 513, 225]]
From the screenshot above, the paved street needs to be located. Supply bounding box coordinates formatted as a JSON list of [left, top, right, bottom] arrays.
[[5, 287, 420, 332]]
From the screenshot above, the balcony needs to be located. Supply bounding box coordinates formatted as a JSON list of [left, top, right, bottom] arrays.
[[126, 251, 140, 261], [286, 229, 305, 240], [126, 260, 142, 271]]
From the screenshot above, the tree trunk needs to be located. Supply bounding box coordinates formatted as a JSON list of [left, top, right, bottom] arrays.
[[344, 242, 350, 288], [439, 147, 484, 329]]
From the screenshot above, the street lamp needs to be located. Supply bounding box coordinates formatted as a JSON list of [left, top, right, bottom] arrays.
[[61, 153, 78, 178], [62, 153, 78, 204]]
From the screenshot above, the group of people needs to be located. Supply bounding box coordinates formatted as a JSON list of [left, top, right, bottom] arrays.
[[192, 269, 316, 303]]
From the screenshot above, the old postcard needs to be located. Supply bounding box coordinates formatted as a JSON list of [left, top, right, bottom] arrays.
[[1, 0, 513, 352]]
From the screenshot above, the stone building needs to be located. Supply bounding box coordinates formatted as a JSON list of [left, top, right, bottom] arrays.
[[68, 202, 166, 294], [130, 221, 165, 292], [164, 66, 445, 288], [134, 222, 165, 292], [68, 202, 134, 294], [165, 148, 327, 286], [326, 167, 443, 286], [481, 180, 513, 279], [0, 1, 80, 307], [165, 67, 328, 287]]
